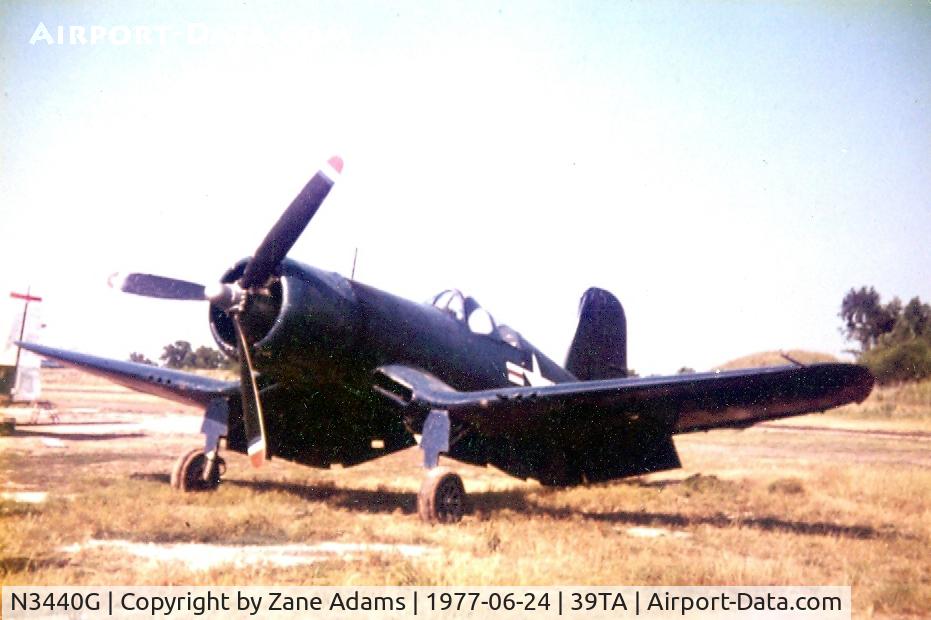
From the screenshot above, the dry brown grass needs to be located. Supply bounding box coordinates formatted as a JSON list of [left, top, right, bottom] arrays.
[[817, 377, 931, 430], [1, 369, 929, 619]]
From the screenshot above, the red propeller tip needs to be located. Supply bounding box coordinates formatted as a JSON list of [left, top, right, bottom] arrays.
[[249, 450, 266, 468], [327, 156, 344, 174], [247, 438, 266, 468]]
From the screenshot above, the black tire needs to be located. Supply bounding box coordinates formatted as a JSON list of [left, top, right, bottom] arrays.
[[170, 448, 222, 492], [418, 467, 466, 523]]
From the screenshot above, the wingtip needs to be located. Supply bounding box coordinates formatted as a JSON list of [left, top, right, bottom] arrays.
[[854, 364, 875, 403]]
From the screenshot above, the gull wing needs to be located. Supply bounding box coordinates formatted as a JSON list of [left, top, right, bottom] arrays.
[[17, 342, 237, 407], [374, 363, 873, 435]]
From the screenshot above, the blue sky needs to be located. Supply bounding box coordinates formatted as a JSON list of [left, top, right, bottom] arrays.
[[1, 1, 929, 374]]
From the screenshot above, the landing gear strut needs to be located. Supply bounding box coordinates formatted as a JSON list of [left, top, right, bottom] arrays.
[[418, 467, 466, 523], [170, 448, 224, 492], [417, 409, 467, 523]]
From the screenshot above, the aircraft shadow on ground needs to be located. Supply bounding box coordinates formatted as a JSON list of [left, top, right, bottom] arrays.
[[472, 490, 884, 540], [0, 555, 71, 574], [13, 420, 136, 426], [13, 429, 146, 441], [578, 509, 883, 540], [129, 475, 886, 540], [225, 479, 418, 514], [132, 473, 171, 483]]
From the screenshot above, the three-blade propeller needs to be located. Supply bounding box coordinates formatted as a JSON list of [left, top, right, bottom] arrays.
[[110, 156, 344, 467]]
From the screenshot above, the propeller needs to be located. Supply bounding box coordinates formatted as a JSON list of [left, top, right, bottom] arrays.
[[240, 155, 343, 289], [109, 156, 343, 467], [109, 272, 206, 301], [233, 313, 267, 467]]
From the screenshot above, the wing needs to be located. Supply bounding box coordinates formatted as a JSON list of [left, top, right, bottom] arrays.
[[374, 362, 874, 435], [16, 342, 238, 407]]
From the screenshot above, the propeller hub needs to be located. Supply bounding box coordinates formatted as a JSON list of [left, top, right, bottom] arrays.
[[204, 282, 244, 312]]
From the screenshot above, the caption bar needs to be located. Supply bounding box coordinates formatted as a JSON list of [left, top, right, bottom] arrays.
[[3, 586, 850, 619]]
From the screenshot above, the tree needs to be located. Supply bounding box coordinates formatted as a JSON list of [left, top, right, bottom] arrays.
[[839, 286, 898, 352], [158, 341, 232, 369], [841, 288, 931, 384], [160, 340, 193, 369], [900, 297, 931, 340], [190, 345, 225, 369], [128, 352, 155, 365], [861, 338, 931, 384]]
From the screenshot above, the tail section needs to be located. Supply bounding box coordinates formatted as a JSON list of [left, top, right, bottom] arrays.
[[565, 288, 627, 380]]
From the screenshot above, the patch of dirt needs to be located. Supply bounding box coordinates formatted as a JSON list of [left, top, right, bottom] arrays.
[[0, 491, 47, 503], [623, 526, 691, 539], [60, 539, 438, 571]]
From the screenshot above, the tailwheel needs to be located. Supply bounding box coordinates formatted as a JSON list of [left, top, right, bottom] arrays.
[[418, 467, 466, 523], [170, 447, 224, 492]]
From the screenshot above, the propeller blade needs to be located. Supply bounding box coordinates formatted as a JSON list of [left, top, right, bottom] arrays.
[[109, 272, 206, 301], [232, 314, 267, 468], [239, 156, 343, 289]]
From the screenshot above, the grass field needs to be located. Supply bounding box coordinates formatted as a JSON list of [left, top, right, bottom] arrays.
[[1, 369, 929, 619]]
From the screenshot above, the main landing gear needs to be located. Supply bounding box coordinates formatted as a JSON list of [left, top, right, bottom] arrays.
[[417, 409, 467, 523], [169, 406, 469, 523], [172, 399, 228, 492], [418, 467, 466, 523], [170, 447, 225, 492], [169, 444, 467, 523]]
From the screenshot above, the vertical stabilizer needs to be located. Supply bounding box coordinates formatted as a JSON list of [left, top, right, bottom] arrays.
[[565, 288, 627, 380]]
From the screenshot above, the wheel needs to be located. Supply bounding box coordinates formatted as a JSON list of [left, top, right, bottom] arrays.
[[170, 448, 223, 492], [418, 467, 466, 523]]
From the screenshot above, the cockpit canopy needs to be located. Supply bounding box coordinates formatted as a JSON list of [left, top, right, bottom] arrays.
[[429, 289, 522, 347]]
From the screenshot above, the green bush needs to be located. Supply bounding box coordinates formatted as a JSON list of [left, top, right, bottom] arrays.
[[861, 338, 931, 384]]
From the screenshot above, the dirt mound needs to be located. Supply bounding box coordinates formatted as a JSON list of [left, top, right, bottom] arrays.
[[714, 350, 838, 370]]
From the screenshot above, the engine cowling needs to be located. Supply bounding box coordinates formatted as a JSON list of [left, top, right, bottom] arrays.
[[209, 258, 361, 383]]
